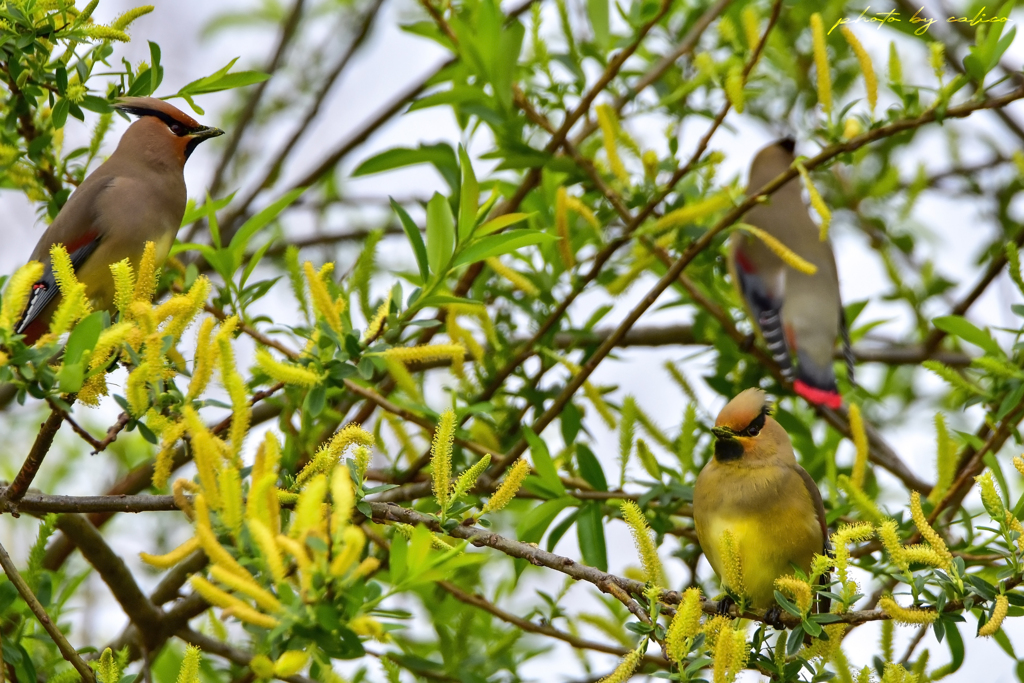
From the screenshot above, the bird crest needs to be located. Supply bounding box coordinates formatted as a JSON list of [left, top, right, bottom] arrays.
[[714, 387, 773, 435]]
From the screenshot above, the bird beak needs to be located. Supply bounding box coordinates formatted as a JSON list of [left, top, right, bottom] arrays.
[[711, 426, 732, 440], [189, 126, 225, 142]]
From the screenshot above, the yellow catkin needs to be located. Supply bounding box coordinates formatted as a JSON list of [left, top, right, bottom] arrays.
[[330, 525, 366, 577], [133, 241, 159, 303], [738, 224, 817, 275], [209, 564, 282, 613], [650, 193, 731, 234], [878, 595, 938, 625], [596, 104, 628, 184], [109, 258, 135, 317], [182, 406, 223, 508], [795, 164, 832, 241], [775, 576, 812, 615], [173, 479, 197, 520], [928, 414, 956, 504], [153, 423, 187, 486], [619, 500, 665, 586], [665, 587, 703, 662], [431, 410, 456, 511], [331, 466, 355, 532], [810, 13, 831, 115], [218, 467, 244, 538], [187, 317, 218, 400], [193, 495, 251, 579], [247, 518, 286, 583], [597, 648, 641, 683], [713, 627, 747, 683], [848, 404, 869, 489], [725, 64, 745, 113], [162, 276, 210, 342], [176, 645, 201, 683], [255, 348, 323, 387], [273, 652, 309, 678], [485, 257, 539, 295], [837, 474, 884, 525], [276, 535, 313, 596], [0, 261, 43, 333], [249, 656, 275, 679], [718, 529, 745, 597], [975, 471, 1005, 518], [303, 261, 343, 333], [482, 459, 530, 514], [841, 27, 877, 113], [554, 186, 575, 269], [382, 342, 466, 378], [139, 536, 201, 569], [190, 574, 281, 628], [452, 454, 490, 503], [563, 194, 600, 229], [295, 423, 375, 488], [979, 595, 1009, 636], [909, 492, 952, 569], [292, 474, 328, 540], [741, 6, 759, 50], [49, 244, 79, 297], [832, 523, 874, 588], [362, 290, 392, 342], [384, 356, 419, 398], [217, 318, 250, 461], [878, 519, 909, 572]]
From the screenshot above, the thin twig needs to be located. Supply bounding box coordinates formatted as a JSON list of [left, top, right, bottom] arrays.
[[0, 538, 95, 682]]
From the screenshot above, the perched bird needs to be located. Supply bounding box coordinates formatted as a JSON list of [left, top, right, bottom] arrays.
[[14, 97, 223, 343], [693, 388, 830, 624], [728, 138, 852, 409]]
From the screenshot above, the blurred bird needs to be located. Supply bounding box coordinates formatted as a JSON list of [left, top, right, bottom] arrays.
[[693, 388, 830, 624], [14, 97, 223, 343], [728, 138, 852, 409]]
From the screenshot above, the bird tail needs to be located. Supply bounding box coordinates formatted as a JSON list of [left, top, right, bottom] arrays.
[[758, 309, 795, 381], [793, 349, 841, 409]]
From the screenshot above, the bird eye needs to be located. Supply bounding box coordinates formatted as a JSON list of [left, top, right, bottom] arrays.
[[169, 123, 186, 136], [746, 425, 761, 437]]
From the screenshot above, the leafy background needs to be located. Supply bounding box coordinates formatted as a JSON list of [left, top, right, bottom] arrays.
[[1, 0, 1024, 681]]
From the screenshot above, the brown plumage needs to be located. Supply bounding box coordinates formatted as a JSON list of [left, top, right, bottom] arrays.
[[728, 138, 851, 409], [15, 97, 223, 343], [693, 388, 830, 621]]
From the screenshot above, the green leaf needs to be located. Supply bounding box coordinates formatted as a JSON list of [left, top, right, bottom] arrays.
[[457, 146, 479, 242], [452, 229, 558, 268], [516, 497, 575, 544], [425, 193, 455, 277], [229, 187, 306, 270], [944, 619, 964, 673], [932, 315, 1002, 355], [177, 57, 269, 96], [577, 502, 608, 571], [475, 212, 534, 236], [587, 0, 609, 47], [524, 427, 565, 496], [391, 198, 430, 282], [353, 143, 460, 191], [64, 311, 104, 366], [576, 444, 608, 491]]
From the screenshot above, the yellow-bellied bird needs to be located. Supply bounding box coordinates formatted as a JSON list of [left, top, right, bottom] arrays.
[[15, 97, 223, 343], [693, 388, 830, 624], [728, 138, 852, 409]]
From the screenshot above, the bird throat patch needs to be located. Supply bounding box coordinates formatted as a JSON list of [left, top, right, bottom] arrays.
[[714, 437, 743, 461]]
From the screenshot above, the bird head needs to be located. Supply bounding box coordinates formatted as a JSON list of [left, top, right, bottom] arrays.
[[711, 388, 788, 464], [747, 138, 797, 193], [113, 97, 224, 165]]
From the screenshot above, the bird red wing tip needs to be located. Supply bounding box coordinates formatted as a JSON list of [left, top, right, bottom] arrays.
[[794, 381, 842, 409]]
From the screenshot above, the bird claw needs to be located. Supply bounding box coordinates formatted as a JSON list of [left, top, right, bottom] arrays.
[[765, 605, 786, 629], [716, 595, 736, 617]]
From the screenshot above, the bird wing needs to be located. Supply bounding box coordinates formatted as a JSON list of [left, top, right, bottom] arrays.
[[15, 234, 101, 335], [840, 308, 855, 387], [730, 240, 794, 380], [795, 464, 832, 613]]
